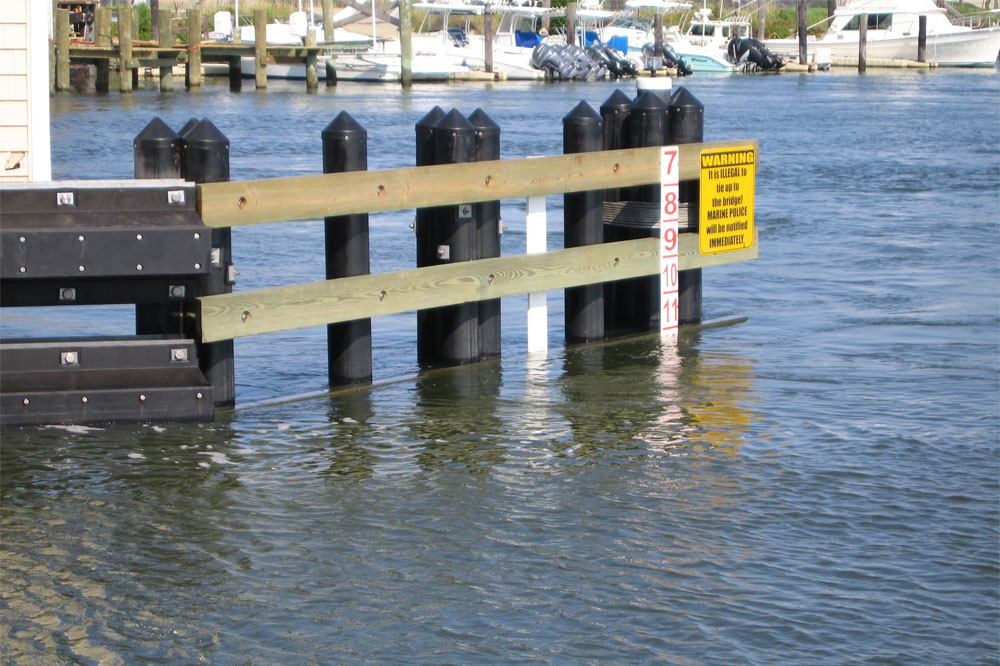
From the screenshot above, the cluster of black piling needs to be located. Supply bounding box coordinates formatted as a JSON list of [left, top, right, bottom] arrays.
[[414, 106, 503, 369], [132, 86, 703, 398], [563, 84, 705, 342], [133, 117, 235, 406]]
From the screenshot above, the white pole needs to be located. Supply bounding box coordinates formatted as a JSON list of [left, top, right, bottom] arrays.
[[526, 194, 547, 354], [659, 146, 680, 341]]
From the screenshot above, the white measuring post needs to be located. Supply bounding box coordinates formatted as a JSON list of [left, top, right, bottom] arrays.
[[525, 194, 547, 354], [660, 146, 680, 341]]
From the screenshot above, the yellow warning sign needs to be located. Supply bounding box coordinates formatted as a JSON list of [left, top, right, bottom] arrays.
[[699, 146, 756, 255]]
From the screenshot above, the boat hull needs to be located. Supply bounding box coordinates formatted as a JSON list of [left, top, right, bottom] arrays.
[[670, 48, 737, 72], [766, 27, 1000, 66], [238, 54, 470, 82]]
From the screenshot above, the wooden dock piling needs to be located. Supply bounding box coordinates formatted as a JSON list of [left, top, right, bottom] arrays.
[[94, 7, 111, 92], [918, 16, 927, 62], [118, 7, 134, 93], [859, 14, 868, 72], [55, 9, 70, 92], [796, 0, 808, 65], [158, 9, 174, 91], [187, 8, 202, 89], [399, 0, 414, 87]]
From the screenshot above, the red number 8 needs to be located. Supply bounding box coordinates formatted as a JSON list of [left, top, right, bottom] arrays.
[[663, 191, 677, 216]]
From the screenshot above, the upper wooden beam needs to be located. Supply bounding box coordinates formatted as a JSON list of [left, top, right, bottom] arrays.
[[197, 140, 758, 229]]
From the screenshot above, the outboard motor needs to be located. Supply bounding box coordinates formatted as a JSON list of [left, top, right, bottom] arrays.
[[532, 43, 609, 80], [642, 42, 693, 76], [727, 37, 785, 71]]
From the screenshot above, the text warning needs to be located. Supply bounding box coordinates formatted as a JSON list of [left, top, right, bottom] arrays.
[[699, 146, 756, 255]]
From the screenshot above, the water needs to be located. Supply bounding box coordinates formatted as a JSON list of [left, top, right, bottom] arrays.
[[2, 70, 998, 664]]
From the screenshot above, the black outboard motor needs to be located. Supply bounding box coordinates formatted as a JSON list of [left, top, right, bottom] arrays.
[[587, 44, 631, 78], [531, 43, 608, 80], [600, 44, 639, 78], [727, 37, 785, 71], [641, 42, 693, 76]]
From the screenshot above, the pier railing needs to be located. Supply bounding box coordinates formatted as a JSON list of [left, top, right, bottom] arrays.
[[195, 142, 758, 345], [1, 91, 759, 425]]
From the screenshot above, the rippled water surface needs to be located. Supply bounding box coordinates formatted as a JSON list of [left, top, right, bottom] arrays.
[[2, 70, 999, 664]]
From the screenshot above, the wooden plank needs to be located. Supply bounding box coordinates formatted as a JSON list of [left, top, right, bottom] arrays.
[[680, 227, 758, 269], [197, 140, 757, 229], [198, 232, 757, 343]]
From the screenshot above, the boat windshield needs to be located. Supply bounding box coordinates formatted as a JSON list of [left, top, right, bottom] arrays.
[[843, 13, 893, 30], [612, 17, 651, 31], [690, 22, 714, 36]]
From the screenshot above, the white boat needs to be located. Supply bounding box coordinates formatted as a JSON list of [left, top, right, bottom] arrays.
[[579, 0, 692, 68], [410, 1, 561, 80], [764, 0, 1000, 67], [667, 4, 753, 72], [234, 1, 471, 82]]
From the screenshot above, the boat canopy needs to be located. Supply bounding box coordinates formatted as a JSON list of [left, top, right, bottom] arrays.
[[623, 0, 692, 11], [831, 0, 948, 18]]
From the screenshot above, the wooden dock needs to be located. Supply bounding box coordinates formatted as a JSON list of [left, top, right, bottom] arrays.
[[55, 7, 365, 93]]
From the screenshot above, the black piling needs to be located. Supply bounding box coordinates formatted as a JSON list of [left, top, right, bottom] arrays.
[[133, 117, 181, 179], [414, 106, 446, 364], [182, 119, 235, 406], [416, 108, 479, 366], [431, 109, 479, 365], [468, 108, 502, 359], [563, 101, 604, 344], [600, 89, 632, 203], [176, 117, 200, 181], [134, 118, 184, 339], [322, 111, 372, 386], [669, 86, 704, 326]]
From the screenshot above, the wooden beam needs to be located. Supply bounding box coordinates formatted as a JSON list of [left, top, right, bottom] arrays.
[[198, 231, 757, 343], [197, 140, 758, 228]]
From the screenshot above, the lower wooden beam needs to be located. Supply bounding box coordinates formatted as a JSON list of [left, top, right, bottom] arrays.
[[198, 233, 758, 343]]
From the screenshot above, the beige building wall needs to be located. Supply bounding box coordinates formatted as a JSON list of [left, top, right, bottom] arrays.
[[1, 0, 52, 182]]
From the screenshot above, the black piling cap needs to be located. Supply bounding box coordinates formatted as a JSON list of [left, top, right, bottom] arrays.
[[632, 90, 669, 112], [468, 108, 500, 161], [600, 88, 633, 114], [415, 106, 446, 166], [184, 118, 229, 149], [668, 86, 704, 144], [433, 108, 476, 133], [323, 111, 367, 173], [563, 100, 601, 127], [433, 109, 476, 165], [416, 105, 446, 131], [178, 117, 201, 138], [133, 117, 178, 148], [467, 108, 499, 134], [669, 85, 704, 112], [322, 111, 367, 141]]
